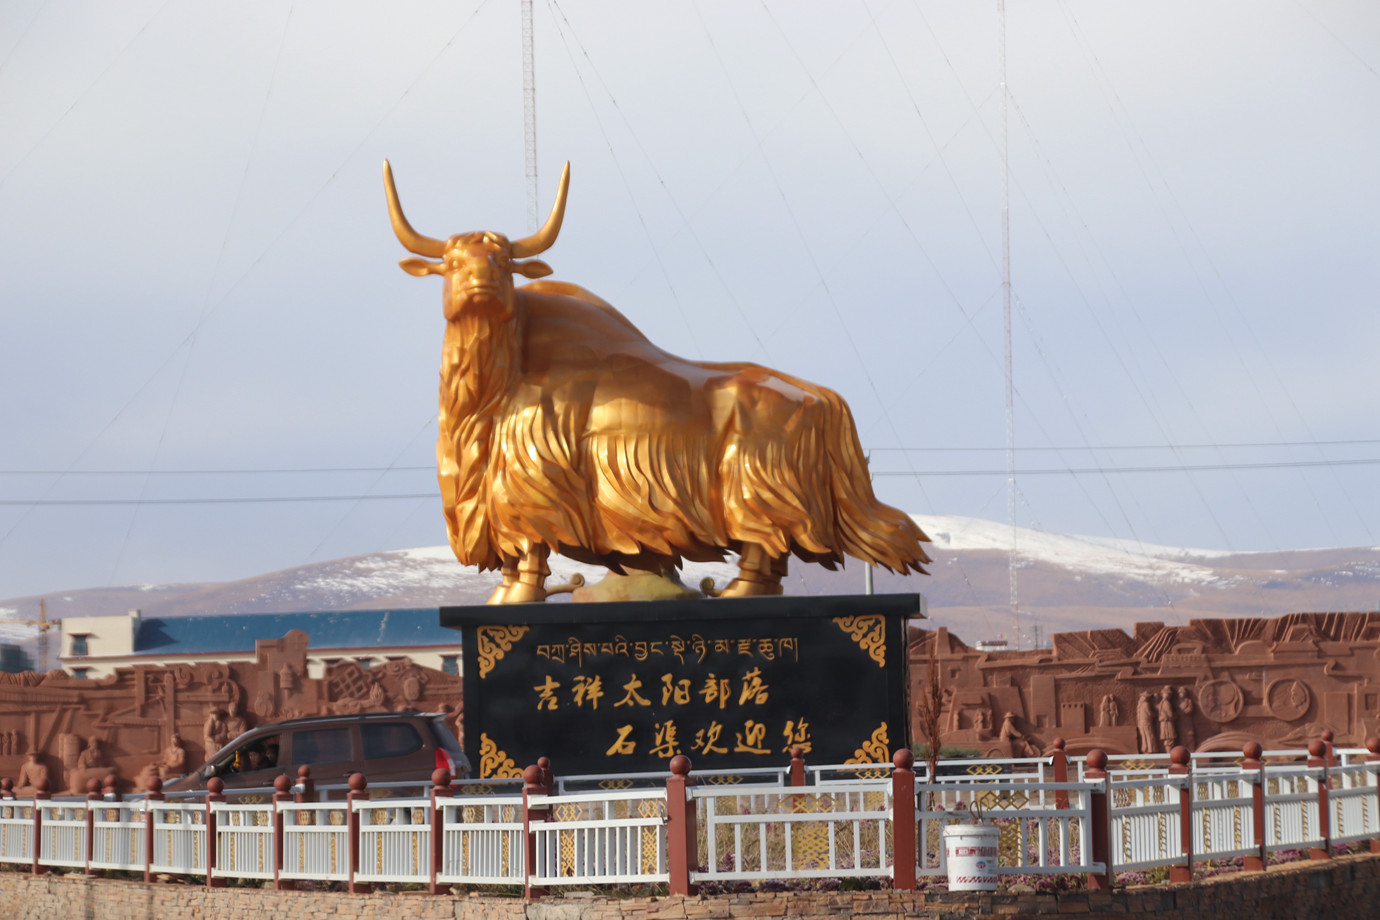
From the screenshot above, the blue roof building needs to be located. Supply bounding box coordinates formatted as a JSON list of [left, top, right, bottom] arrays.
[[59, 608, 462, 680]]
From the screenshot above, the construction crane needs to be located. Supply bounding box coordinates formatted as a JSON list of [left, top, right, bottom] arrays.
[[9, 598, 59, 671]]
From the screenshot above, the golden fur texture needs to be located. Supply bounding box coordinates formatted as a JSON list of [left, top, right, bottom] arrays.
[[437, 281, 930, 575]]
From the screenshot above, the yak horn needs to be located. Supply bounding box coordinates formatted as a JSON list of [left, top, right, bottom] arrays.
[[511, 162, 570, 258], [383, 160, 446, 258]]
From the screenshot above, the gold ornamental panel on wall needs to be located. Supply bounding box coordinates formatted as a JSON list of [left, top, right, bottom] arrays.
[[476, 625, 530, 679], [479, 733, 522, 780], [833, 616, 886, 668], [845, 724, 890, 766]]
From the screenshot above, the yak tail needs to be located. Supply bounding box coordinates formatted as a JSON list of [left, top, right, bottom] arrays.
[[719, 374, 931, 574], [814, 386, 931, 575]]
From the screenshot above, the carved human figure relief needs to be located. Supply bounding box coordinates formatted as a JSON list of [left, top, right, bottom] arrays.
[[1136, 691, 1156, 754], [1176, 686, 1197, 751], [16, 752, 48, 796], [1157, 686, 1178, 753], [1100, 694, 1120, 727]]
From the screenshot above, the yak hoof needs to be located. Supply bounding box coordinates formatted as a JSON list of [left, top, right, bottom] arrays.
[[501, 583, 548, 604], [718, 578, 783, 598], [486, 583, 511, 605]]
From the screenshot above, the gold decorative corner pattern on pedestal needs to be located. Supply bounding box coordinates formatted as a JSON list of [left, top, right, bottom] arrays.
[[476, 625, 530, 679], [845, 723, 889, 765], [833, 615, 886, 668], [479, 732, 522, 779]]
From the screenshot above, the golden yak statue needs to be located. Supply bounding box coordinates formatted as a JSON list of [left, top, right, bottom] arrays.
[[384, 161, 930, 603]]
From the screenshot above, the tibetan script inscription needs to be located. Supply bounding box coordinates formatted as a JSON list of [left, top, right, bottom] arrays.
[[443, 594, 917, 776]]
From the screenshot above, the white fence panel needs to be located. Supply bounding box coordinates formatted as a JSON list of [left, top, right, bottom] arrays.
[[436, 796, 525, 886], [916, 781, 1100, 877], [212, 802, 275, 880], [38, 803, 86, 870], [1191, 773, 1257, 861], [278, 802, 350, 882], [694, 781, 891, 882], [150, 802, 207, 875], [0, 803, 33, 865], [528, 789, 669, 886], [1264, 767, 1322, 854], [1330, 764, 1379, 846], [354, 799, 431, 884], [1110, 776, 1184, 871], [90, 803, 145, 872]]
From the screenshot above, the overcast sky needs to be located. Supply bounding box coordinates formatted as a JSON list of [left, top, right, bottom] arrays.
[[1, 0, 1377, 604]]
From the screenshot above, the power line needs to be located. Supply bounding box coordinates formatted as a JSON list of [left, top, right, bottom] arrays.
[[2, 455, 1376, 507], [874, 457, 1380, 476], [870, 438, 1380, 452], [0, 494, 435, 507], [3, 438, 1377, 477], [0, 466, 437, 476]]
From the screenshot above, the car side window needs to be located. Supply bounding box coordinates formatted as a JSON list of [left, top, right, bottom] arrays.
[[290, 727, 352, 766], [361, 722, 423, 759]]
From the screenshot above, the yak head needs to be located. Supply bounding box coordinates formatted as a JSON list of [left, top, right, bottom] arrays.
[[383, 160, 569, 321]]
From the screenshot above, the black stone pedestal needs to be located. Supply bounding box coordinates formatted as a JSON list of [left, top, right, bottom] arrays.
[[441, 593, 922, 779]]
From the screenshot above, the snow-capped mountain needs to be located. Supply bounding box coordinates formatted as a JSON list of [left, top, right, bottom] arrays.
[[3, 515, 1377, 667]]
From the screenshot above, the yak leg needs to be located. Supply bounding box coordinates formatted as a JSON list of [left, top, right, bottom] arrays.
[[503, 544, 551, 604], [720, 544, 785, 598], [486, 559, 520, 605]]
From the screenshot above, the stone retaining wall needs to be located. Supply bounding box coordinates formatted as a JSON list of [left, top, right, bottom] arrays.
[[1, 853, 1377, 920]]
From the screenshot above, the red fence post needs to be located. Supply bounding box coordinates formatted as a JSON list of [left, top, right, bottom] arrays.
[[429, 768, 452, 895], [1321, 729, 1336, 767], [1167, 745, 1192, 882], [272, 773, 292, 890], [346, 772, 371, 894], [294, 764, 314, 804], [890, 749, 916, 891], [31, 778, 49, 876], [1308, 740, 1331, 860], [789, 746, 806, 787], [1242, 742, 1266, 871], [1050, 738, 1070, 810], [1084, 750, 1112, 890], [521, 760, 552, 899], [666, 754, 698, 896], [84, 778, 101, 877], [143, 778, 162, 883], [205, 777, 226, 888], [1365, 737, 1380, 856]]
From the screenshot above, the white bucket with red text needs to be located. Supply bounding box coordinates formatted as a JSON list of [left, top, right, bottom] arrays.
[[943, 824, 1000, 891]]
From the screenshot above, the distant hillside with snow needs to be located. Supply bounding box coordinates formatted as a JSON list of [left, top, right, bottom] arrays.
[[3, 515, 1377, 667]]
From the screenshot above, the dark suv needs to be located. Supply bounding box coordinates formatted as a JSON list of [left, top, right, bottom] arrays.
[[163, 710, 469, 795]]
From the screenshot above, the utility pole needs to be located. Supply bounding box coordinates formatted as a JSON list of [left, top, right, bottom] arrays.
[[999, 0, 1019, 648], [521, 0, 539, 230]]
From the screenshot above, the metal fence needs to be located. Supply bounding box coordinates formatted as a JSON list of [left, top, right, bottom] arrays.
[[694, 781, 892, 881], [1110, 775, 1184, 871], [0, 742, 1371, 894], [528, 788, 669, 886], [916, 779, 1099, 877], [149, 801, 207, 875], [436, 795, 525, 885], [211, 802, 276, 880], [278, 801, 350, 882]]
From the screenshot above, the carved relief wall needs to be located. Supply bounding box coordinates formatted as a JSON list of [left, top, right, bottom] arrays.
[[909, 613, 1380, 757], [0, 629, 462, 794]]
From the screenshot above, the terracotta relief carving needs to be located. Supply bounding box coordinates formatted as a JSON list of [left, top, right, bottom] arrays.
[[0, 630, 462, 795], [910, 612, 1380, 756]]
